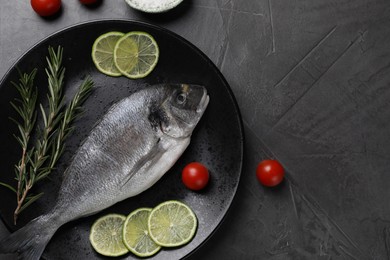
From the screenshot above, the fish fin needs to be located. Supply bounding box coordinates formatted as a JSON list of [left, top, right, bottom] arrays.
[[0, 214, 58, 260], [121, 140, 164, 189]]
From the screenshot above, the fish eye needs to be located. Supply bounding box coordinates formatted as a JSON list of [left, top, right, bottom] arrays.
[[176, 93, 187, 105]]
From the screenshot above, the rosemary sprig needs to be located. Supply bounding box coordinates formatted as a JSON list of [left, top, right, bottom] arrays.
[[0, 69, 38, 209], [48, 77, 93, 172], [0, 46, 93, 224], [29, 46, 65, 185]]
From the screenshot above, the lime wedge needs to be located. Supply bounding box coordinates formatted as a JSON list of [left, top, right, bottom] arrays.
[[123, 208, 161, 257], [114, 31, 159, 79], [89, 214, 129, 257], [148, 200, 197, 247], [92, 31, 124, 76]]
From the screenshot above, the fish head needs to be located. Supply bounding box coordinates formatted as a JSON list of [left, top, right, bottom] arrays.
[[157, 84, 209, 139]]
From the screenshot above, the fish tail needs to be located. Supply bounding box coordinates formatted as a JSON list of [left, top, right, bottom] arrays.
[[0, 214, 59, 260]]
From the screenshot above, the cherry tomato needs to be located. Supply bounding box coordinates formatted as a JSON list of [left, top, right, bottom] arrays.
[[182, 162, 209, 191], [256, 159, 285, 187], [31, 0, 61, 17], [79, 0, 98, 4]]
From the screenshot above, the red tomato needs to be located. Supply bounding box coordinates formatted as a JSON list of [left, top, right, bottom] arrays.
[[182, 162, 209, 190], [79, 0, 98, 4], [256, 159, 285, 187], [31, 0, 61, 17]]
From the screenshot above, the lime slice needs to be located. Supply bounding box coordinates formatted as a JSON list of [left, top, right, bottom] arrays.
[[114, 31, 159, 79], [92, 31, 124, 76], [89, 214, 129, 257], [148, 200, 197, 247], [123, 208, 161, 257]]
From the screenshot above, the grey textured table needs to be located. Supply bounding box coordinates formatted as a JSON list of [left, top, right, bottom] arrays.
[[1, 1, 390, 259]]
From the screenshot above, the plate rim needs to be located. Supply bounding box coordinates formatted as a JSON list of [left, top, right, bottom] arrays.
[[0, 18, 245, 259]]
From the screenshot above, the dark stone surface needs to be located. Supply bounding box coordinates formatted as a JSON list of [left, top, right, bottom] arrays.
[[1, 0, 390, 259]]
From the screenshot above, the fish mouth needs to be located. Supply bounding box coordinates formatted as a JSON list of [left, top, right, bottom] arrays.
[[196, 88, 210, 115]]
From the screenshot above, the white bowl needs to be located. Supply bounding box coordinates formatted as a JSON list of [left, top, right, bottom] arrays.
[[124, 0, 184, 13]]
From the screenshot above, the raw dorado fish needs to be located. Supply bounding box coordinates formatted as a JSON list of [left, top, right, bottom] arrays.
[[0, 83, 209, 259]]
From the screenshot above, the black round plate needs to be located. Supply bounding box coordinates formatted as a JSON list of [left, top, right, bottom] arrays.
[[0, 19, 243, 259]]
